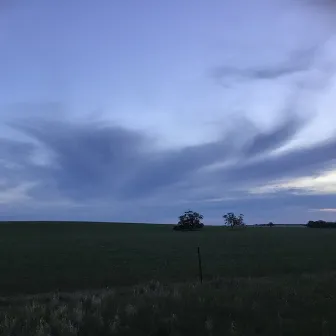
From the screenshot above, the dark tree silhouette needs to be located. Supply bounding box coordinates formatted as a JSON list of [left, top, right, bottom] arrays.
[[173, 210, 204, 231], [306, 220, 336, 228], [223, 212, 245, 228]]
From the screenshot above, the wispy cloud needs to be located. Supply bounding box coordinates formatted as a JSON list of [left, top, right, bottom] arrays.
[[310, 208, 336, 213], [0, 104, 333, 223], [0, 181, 36, 205], [5, 110, 315, 201], [249, 169, 336, 195], [211, 46, 318, 83]]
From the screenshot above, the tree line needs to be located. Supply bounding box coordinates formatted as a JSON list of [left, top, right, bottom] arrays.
[[306, 220, 336, 228], [173, 211, 336, 231], [173, 210, 245, 231]]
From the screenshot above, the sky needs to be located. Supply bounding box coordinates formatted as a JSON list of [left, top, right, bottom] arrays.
[[0, 0, 336, 224]]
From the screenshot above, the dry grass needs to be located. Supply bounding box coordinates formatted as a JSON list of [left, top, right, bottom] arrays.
[[2, 273, 336, 335]]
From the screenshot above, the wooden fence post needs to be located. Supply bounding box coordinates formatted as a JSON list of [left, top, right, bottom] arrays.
[[197, 246, 203, 284]]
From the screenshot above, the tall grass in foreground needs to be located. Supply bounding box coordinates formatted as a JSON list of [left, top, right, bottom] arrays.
[[2, 273, 336, 336]]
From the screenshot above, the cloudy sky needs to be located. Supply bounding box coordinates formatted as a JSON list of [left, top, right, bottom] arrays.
[[0, 0, 336, 224]]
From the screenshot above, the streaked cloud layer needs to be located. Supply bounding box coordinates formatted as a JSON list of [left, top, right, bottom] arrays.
[[0, 0, 335, 224]]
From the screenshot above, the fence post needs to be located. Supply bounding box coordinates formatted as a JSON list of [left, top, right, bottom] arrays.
[[197, 246, 203, 284]]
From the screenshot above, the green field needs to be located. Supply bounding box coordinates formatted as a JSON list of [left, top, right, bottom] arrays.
[[1, 222, 336, 295], [2, 222, 336, 335]]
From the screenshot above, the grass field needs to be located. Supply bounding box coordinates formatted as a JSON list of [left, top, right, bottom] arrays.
[[1, 222, 336, 335], [1, 221, 336, 295]]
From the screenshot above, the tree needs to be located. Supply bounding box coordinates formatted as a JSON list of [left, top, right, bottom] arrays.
[[223, 212, 244, 228], [306, 220, 336, 228], [173, 210, 204, 231]]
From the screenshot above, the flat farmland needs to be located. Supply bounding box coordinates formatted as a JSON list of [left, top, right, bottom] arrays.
[[2, 222, 336, 335], [1, 222, 336, 295]]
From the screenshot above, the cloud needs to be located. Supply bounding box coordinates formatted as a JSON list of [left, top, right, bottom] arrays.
[[4, 109, 315, 203], [310, 208, 336, 213], [0, 137, 35, 164], [7, 118, 151, 200], [211, 46, 318, 83], [0, 107, 334, 220], [0, 137, 41, 191], [223, 136, 336, 184], [240, 112, 308, 157], [6, 117, 237, 201], [0, 56, 334, 225], [249, 169, 336, 195], [0, 181, 36, 204]]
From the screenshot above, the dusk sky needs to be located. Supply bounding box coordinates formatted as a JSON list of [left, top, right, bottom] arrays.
[[0, 0, 336, 224]]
